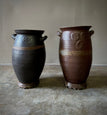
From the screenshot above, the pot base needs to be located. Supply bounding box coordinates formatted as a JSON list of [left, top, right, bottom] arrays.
[[65, 81, 86, 90], [18, 81, 39, 89]]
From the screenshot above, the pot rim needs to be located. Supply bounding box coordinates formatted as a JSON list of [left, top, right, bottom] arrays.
[[60, 26, 92, 31], [15, 29, 44, 34]]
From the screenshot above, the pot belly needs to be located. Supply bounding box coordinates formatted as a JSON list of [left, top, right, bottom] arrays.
[[59, 49, 92, 86], [12, 47, 45, 84]]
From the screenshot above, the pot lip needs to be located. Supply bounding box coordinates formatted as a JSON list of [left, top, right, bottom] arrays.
[[15, 29, 44, 34], [60, 26, 92, 31]]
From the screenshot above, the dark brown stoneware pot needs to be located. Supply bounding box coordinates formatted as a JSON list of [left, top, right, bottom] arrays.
[[58, 26, 94, 89], [12, 30, 47, 89]]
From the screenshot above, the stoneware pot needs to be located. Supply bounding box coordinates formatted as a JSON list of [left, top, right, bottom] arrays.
[[12, 30, 47, 89], [58, 26, 94, 89]]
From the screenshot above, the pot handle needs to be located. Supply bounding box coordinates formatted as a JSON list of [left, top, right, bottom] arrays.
[[89, 30, 94, 36], [41, 35, 48, 42], [12, 34, 17, 40], [57, 31, 62, 37]]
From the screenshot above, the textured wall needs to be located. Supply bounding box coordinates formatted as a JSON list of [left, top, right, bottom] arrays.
[[0, 0, 107, 64]]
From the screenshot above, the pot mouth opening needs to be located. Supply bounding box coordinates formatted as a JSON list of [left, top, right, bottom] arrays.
[[60, 26, 92, 31], [15, 29, 44, 34]]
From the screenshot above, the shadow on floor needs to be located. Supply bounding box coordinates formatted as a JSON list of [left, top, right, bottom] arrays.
[[87, 75, 107, 88], [39, 76, 65, 88], [38, 75, 107, 89]]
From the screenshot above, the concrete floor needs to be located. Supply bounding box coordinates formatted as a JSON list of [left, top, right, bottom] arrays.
[[0, 65, 107, 115]]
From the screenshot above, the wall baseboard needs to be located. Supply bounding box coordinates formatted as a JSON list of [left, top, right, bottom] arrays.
[[0, 63, 60, 66], [0, 63, 107, 66], [45, 63, 60, 65], [0, 63, 12, 66], [92, 64, 107, 66]]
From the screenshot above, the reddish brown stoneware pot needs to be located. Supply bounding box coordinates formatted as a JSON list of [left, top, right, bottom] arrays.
[[12, 30, 47, 89], [58, 26, 94, 89]]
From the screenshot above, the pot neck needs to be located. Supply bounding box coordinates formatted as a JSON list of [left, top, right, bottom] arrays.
[[15, 30, 44, 35], [60, 26, 92, 31]]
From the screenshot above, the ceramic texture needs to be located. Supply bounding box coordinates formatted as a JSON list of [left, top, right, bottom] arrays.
[[58, 26, 94, 89], [12, 30, 47, 88]]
